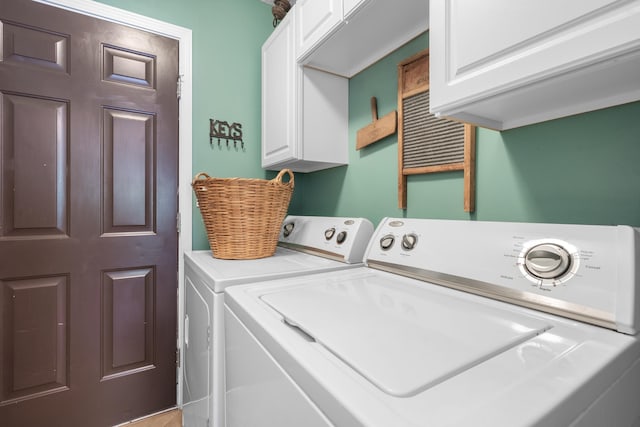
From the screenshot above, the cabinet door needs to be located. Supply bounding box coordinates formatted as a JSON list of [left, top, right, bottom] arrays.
[[430, 0, 640, 127], [262, 12, 298, 169], [343, 0, 369, 19], [296, 0, 343, 60]]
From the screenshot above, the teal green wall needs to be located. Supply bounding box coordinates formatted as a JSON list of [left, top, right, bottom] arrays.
[[299, 32, 640, 229]]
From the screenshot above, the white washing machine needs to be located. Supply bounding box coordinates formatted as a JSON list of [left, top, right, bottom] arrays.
[[225, 218, 640, 427], [181, 215, 374, 427]]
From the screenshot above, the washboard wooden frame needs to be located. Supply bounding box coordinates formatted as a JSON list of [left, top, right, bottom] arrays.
[[398, 49, 476, 212]]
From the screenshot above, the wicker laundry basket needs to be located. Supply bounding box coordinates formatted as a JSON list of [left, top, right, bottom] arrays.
[[192, 169, 294, 259]]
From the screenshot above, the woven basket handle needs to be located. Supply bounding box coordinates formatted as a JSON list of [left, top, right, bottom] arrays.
[[192, 172, 211, 185], [272, 169, 294, 188]]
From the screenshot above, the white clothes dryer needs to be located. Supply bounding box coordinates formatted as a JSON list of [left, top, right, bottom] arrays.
[[181, 216, 373, 427], [225, 218, 640, 427]]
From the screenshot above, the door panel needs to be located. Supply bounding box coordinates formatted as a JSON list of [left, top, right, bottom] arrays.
[[0, 0, 179, 425], [103, 45, 156, 88], [1, 93, 69, 237], [102, 267, 155, 379], [103, 107, 155, 233], [1, 20, 70, 73], [1, 275, 69, 402]]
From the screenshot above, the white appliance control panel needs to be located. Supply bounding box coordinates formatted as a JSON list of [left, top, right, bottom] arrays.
[[279, 216, 374, 264], [365, 218, 640, 334]]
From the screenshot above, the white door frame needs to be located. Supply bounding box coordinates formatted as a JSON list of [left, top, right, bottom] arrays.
[[34, 0, 192, 406]]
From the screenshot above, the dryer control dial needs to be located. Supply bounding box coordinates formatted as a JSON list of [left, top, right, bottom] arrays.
[[283, 222, 295, 237], [324, 228, 336, 240], [401, 233, 418, 250], [524, 243, 571, 280], [380, 234, 395, 250]]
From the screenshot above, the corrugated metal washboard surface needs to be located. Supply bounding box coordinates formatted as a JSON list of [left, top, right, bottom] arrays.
[[402, 90, 465, 169]]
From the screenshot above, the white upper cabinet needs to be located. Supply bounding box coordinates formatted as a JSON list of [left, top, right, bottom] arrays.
[[262, 10, 348, 172], [429, 0, 640, 130], [261, 0, 427, 172], [301, 0, 428, 77]]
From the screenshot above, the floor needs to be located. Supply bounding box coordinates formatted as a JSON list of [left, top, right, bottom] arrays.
[[116, 409, 182, 427]]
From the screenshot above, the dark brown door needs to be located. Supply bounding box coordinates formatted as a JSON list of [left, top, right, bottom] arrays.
[[0, 1, 179, 425]]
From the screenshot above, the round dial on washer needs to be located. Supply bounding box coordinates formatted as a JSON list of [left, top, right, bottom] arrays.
[[324, 227, 336, 240], [283, 222, 295, 237], [380, 234, 395, 250], [336, 231, 347, 244], [524, 243, 572, 280], [401, 233, 418, 250]]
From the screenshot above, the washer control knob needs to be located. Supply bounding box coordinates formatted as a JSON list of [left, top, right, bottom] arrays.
[[524, 243, 571, 279], [324, 227, 336, 240], [380, 234, 395, 250], [401, 233, 418, 250], [283, 222, 295, 237], [336, 231, 347, 244]]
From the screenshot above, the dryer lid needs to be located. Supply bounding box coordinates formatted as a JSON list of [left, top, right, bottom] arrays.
[[185, 248, 350, 291], [260, 275, 553, 397]]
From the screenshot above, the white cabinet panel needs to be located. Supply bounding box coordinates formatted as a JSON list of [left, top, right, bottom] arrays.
[[342, 0, 369, 19], [296, 0, 342, 60], [430, 0, 640, 130], [305, 0, 427, 77], [301, 68, 348, 166], [262, 12, 298, 167], [450, 0, 610, 72]]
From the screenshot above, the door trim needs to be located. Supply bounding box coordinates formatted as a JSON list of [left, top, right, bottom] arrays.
[[33, 0, 192, 407]]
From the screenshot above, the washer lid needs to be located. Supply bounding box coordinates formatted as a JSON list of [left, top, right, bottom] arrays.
[[185, 248, 351, 292], [260, 276, 553, 397]]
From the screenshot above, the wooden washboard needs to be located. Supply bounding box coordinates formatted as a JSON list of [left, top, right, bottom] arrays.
[[398, 49, 476, 212]]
